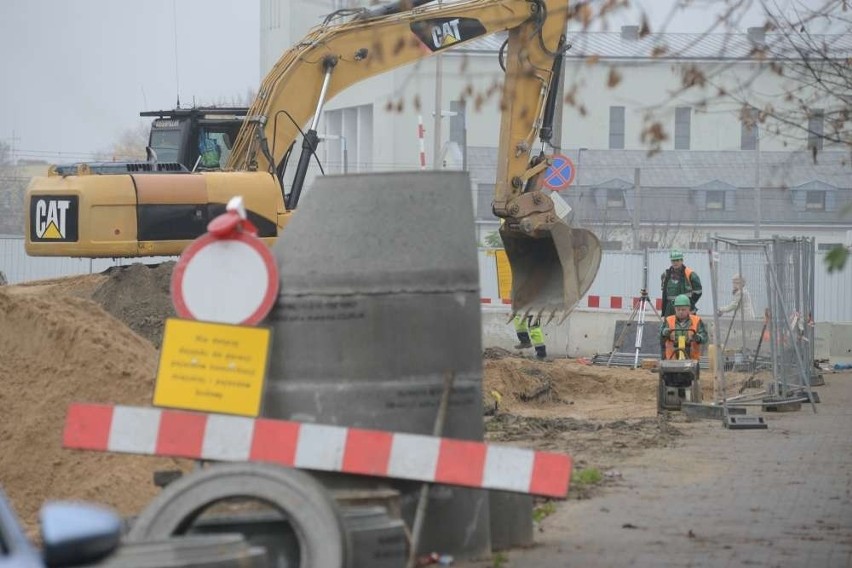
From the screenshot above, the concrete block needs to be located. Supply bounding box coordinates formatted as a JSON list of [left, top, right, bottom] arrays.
[[829, 323, 852, 364], [682, 403, 746, 421]]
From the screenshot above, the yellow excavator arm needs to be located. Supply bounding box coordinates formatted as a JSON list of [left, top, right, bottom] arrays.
[[232, 0, 553, 173], [25, 0, 600, 314]]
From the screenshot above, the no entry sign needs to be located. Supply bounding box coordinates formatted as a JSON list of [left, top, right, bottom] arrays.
[[171, 200, 279, 326]]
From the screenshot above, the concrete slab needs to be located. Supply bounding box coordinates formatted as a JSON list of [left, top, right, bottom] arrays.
[[681, 403, 746, 421]]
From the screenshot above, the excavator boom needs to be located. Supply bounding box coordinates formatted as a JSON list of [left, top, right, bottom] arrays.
[[24, 0, 600, 314]]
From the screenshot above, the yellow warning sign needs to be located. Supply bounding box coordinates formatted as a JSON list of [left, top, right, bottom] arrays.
[[486, 249, 513, 302], [493, 249, 513, 302], [154, 318, 271, 417]]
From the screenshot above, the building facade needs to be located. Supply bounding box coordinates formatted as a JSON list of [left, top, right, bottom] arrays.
[[258, 0, 852, 249]]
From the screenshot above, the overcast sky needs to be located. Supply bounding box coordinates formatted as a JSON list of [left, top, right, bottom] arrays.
[[0, 0, 828, 163], [0, 0, 259, 162]]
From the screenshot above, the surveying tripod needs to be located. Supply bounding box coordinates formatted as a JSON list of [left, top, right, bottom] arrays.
[[606, 287, 662, 369]]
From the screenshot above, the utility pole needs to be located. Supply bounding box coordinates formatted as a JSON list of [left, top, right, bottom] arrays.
[[432, 0, 443, 170], [754, 127, 761, 238], [633, 167, 641, 250]]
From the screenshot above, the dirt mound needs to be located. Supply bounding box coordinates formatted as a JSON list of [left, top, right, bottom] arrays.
[[483, 347, 513, 360], [6, 273, 107, 299], [485, 413, 682, 471], [0, 289, 189, 536], [92, 263, 176, 348], [483, 357, 659, 420]]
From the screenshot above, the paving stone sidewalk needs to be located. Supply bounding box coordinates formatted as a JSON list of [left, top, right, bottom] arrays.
[[465, 372, 852, 567]]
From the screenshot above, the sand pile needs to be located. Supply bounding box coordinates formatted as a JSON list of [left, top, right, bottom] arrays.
[[483, 356, 659, 420], [0, 288, 189, 536]]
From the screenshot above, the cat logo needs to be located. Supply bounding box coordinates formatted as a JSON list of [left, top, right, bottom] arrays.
[[30, 196, 79, 242], [431, 18, 462, 48], [410, 17, 486, 52]]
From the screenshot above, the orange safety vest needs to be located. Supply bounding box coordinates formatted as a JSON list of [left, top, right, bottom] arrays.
[[664, 314, 702, 360], [663, 267, 694, 305]]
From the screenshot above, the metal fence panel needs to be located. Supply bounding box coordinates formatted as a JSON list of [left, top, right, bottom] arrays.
[[3, 235, 850, 324], [589, 251, 644, 299], [814, 252, 852, 323], [708, 236, 819, 404], [0, 237, 172, 284]]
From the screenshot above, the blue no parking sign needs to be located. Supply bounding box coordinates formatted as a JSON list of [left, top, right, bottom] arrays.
[[542, 154, 575, 191]]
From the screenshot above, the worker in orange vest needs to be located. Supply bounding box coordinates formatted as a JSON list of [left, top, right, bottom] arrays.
[[660, 294, 708, 362]]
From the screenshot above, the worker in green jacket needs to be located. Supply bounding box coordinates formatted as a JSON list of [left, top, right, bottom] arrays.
[[514, 314, 547, 360], [661, 249, 702, 316]]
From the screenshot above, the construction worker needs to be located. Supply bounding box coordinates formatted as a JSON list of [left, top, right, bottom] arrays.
[[660, 295, 708, 366], [197, 130, 222, 169], [513, 314, 547, 360], [717, 274, 756, 319], [661, 249, 702, 317]]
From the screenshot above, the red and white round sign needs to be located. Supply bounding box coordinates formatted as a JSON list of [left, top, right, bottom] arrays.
[[171, 231, 279, 326]]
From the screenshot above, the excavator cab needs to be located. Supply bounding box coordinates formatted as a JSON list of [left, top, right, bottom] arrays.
[[142, 107, 247, 171]]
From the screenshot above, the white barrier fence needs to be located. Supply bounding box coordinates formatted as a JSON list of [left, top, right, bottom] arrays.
[[479, 247, 851, 323], [2, 236, 849, 322]]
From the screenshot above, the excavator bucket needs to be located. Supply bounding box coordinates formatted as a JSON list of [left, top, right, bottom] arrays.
[[501, 222, 601, 316]]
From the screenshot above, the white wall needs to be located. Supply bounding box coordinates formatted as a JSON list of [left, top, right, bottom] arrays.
[[260, 2, 843, 158]]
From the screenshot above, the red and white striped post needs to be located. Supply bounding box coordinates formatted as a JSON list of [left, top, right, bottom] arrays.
[[418, 115, 427, 170]]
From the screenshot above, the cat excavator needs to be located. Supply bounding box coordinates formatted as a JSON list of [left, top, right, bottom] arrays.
[[24, 0, 600, 314]]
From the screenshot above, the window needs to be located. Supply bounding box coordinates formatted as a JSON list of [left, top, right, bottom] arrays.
[[606, 189, 625, 208], [741, 107, 758, 150], [806, 191, 826, 211], [609, 106, 625, 149], [149, 129, 181, 163], [675, 107, 691, 150], [706, 190, 725, 210], [818, 243, 841, 251], [808, 109, 824, 151], [323, 104, 373, 173]]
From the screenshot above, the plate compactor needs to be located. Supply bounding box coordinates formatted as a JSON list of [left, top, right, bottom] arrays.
[[657, 336, 702, 414]]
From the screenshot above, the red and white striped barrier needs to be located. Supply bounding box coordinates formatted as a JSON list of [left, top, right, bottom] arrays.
[[479, 295, 665, 312], [63, 404, 572, 498], [480, 297, 512, 305], [585, 295, 664, 312]]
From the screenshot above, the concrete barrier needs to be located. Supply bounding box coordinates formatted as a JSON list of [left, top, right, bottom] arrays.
[[482, 307, 852, 363]]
